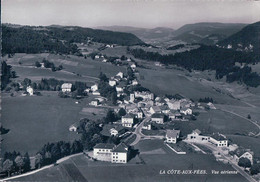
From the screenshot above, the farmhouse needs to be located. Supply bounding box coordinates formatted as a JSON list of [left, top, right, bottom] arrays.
[[209, 133, 228, 147], [26, 86, 34, 96], [167, 100, 181, 110], [91, 84, 98, 92], [90, 99, 99, 106], [142, 122, 151, 130], [116, 72, 124, 79], [111, 143, 129, 163], [93, 143, 116, 161], [166, 129, 180, 143], [69, 123, 78, 132], [121, 114, 135, 128], [110, 125, 126, 136], [159, 105, 170, 114], [169, 110, 182, 120], [151, 113, 165, 124], [132, 79, 138, 85], [187, 129, 209, 142], [109, 79, 117, 87], [180, 108, 192, 115], [130, 64, 136, 71], [150, 106, 161, 114], [61, 83, 72, 93]]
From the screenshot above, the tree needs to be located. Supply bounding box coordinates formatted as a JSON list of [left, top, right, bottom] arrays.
[[23, 152, 31, 172], [238, 157, 252, 169], [118, 108, 126, 117], [99, 72, 108, 82], [250, 163, 260, 175], [105, 110, 117, 124], [35, 153, 43, 169], [35, 61, 41, 68], [15, 156, 24, 174], [3, 159, 14, 177], [247, 114, 251, 119], [111, 91, 117, 105]]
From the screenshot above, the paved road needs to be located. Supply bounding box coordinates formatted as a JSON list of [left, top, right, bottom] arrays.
[[217, 108, 260, 136], [185, 141, 257, 182], [130, 116, 150, 146]]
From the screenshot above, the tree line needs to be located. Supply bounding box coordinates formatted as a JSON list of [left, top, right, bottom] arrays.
[[128, 45, 260, 87]]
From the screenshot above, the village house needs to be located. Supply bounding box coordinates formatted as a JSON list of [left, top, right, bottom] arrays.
[[137, 109, 144, 119], [169, 110, 182, 120], [93, 143, 116, 161], [90, 99, 99, 106], [26, 86, 34, 96], [130, 93, 135, 102], [167, 100, 181, 110], [69, 124, 77, 132], [121, 114, 135, 128], [111, 143, 129, 163], [209, 133, 228, 147], [109, 79, 117, 87], [116, 81, 127, 93], [110, 125, 126, 136], [130, 63, 136, 71], [142, 122, 151, 130], [92, 91, 101, 96], [116, 72, 124, 79], [61, 83, 72, 93], [134, 91, 154, 100], [180, 99, 192, 108], [95, 55, 100, 59], [151, 113, 165, 124], [91, 84, 98, 92], [180, 108, 192, 115], [149, 106, 161, 114], [132, 79, 138, 85], [166, 129, 180, 143], [186, 129, 209, 142], [159, 105, 170, 114]]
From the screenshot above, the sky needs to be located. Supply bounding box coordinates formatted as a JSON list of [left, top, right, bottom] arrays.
[[2, 0, 260, 29]]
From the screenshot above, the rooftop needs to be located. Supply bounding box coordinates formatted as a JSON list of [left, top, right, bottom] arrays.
[[112, 143, 129, 153], [61, 83, 72, 89], [94, 143, 116, 149], [151, 113, 164, 118], [166, 129, 180, 138], [193, 129, 201, 135], [210, 133, 227, 141], [122, 113, 135, 119]]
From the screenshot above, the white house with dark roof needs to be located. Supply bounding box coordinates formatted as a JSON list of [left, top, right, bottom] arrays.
[[121, 114, 134, 128], [61, 83, 72, 93], [209, 133, 228, 147], [110, 125, 126, 136], [142, 122, 151, 130], [166, 129, 180, 143], [93, 143, 116, 161], [111, 143, 129, 163], [180, 108, 192, 115], [151, 113, 165, 124]]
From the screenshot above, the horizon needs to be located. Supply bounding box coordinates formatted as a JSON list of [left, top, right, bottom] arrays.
[[2, 0, 260, 29]]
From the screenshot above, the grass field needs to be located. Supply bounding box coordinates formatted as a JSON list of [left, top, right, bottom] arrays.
[[12, 139, 247, 182], [174, 109, 259, 136], [1, 92, 100, 156]]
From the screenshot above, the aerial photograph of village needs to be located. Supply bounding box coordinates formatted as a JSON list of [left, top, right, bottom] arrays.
[[0, 0, 260, 181]]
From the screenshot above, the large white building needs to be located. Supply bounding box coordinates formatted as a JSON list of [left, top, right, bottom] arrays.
[[166, 129, 180, 143], [93, 143, 116, 161], [111, 143, 129, 163], [61, 83, 72, 93], [121, 114, 134, 128], [151, 113, 165, 124], [208, 133, 228, 147], [134, 91, 154, 100]]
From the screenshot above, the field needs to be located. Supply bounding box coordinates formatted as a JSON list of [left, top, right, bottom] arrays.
[[12, 139, 246, 182], [1, 91, 107, 156]]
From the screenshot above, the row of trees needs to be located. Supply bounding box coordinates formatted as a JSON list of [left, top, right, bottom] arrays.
[[199, 97, 214, 103]]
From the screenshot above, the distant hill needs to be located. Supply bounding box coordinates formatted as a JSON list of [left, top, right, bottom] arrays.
[[218, 21, 260, 54], [172, 22, 247, 45], [97, 26, 175, 40], [2, 24, 145, 55]]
